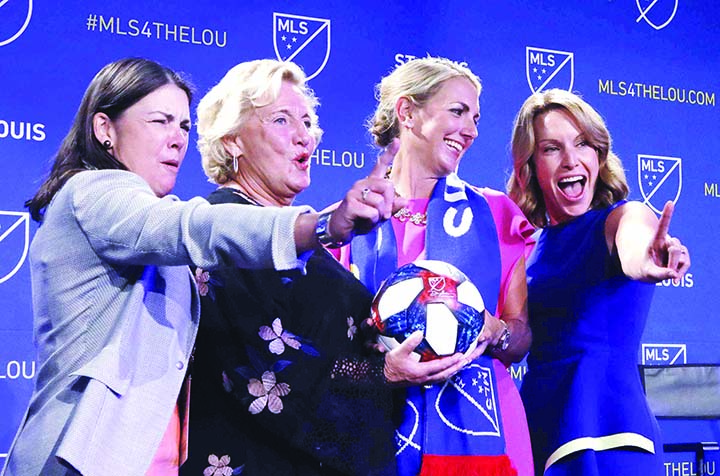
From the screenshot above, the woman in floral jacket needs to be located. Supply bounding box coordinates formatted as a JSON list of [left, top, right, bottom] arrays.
[[181, 59, 471, 476]]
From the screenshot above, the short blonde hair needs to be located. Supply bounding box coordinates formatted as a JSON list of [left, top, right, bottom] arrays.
[[506, 89, 628, 228], [196, 59, 323, 184], [367, 56, 482, 147]]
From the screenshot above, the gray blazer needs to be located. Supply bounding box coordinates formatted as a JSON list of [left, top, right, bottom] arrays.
[[1, 170, 311, 476]]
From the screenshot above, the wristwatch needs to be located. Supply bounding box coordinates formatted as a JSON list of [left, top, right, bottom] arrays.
[[315, 211, 352, 249], [496, 321, 511, 351]]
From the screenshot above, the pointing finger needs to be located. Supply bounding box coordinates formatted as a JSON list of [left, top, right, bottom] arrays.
[[653, 201, 674, 246], [367, 138, 399, 179]]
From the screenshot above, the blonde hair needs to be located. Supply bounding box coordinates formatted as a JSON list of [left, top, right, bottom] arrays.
[[367, 56, 482, 147], [196, 59, 322, 184], [506, 89, 628, 228]]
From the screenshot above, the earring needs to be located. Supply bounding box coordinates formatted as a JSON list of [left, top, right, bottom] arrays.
[[102, 140, 112, 149], [232, 155, 239, 174]]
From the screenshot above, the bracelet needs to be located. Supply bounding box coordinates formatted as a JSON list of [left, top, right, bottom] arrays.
[[495, 320, 511, 351], [315, 211, 353, 249]]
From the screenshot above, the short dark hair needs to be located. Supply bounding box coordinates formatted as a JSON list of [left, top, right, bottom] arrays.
[[26, 57, 194, 221]]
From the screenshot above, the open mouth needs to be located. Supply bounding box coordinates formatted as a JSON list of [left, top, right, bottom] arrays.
[[294, 153, 310, 168], [558, 175, 586, 199]]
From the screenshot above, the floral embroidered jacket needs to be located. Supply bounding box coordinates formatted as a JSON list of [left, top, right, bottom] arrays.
[[181, 188, 396, 476]]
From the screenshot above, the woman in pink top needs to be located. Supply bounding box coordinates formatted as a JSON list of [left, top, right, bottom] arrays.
[[335, 57, 534, 476]]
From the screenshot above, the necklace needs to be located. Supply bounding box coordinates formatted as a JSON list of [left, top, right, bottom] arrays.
[[225, 187, 262, 207], [393, 207, 427, 226]]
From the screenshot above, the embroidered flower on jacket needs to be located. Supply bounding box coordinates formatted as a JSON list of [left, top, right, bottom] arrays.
[[247, 370, 290, 414], [258, 318, 301, 355], [203, 454, 235, 476], [195, 268, 211, 296], [221, 371, 234, 393], [347, 317, 357, 341]]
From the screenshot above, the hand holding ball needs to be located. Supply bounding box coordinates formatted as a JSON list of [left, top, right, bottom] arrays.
[[370, 260, 486, 361]]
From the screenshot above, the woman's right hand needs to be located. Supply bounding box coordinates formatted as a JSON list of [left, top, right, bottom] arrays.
[[329, 139, 404, 240], [383, 330, 469, 386]]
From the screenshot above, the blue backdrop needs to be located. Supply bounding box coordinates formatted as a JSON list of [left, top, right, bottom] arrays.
[[1, 1, 718, 474]]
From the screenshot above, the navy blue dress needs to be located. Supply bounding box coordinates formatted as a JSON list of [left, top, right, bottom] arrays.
[[521, 201, 664, 476]]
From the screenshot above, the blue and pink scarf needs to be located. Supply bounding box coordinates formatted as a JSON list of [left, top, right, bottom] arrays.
[[351, 174, 516, 476]]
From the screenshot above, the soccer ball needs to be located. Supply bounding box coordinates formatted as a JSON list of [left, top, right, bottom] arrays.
[[370, 260, 486, 361]]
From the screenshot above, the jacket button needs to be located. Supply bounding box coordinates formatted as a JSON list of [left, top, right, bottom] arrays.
[[176, 361, 184, 370]]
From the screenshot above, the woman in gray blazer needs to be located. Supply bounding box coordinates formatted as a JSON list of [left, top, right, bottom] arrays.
[[1, 57, 402, 476]]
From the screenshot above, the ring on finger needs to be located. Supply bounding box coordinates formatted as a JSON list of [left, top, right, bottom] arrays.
[[361, 187, 370, 202]]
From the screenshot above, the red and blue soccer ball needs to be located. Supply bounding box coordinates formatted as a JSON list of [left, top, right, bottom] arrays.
[[370, 260, 486, 361]]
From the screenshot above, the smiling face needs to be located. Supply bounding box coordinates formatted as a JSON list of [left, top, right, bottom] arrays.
[[403, 76, 480, 178], [533, 108, 599, 225], [104, 84, 191, 197], [227, 80, 316, 206]]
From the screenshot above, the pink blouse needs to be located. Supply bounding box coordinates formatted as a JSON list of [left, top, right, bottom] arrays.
[[334, 187, 535, 476]]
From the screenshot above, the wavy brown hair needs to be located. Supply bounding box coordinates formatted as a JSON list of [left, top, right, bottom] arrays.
[[506, 89, 628, 228]]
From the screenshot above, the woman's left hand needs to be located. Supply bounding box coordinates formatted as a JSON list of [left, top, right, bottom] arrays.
[[611, 200, 691, 284], [646, 201, 691, 283], [467, 312, 507, 359], [329, 139, 405, 239]]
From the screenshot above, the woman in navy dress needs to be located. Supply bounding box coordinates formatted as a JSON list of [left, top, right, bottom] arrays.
[[506, 89, 691, 476]]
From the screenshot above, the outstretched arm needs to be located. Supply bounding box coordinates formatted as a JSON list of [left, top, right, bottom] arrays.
[[607, 200, 690, 283]]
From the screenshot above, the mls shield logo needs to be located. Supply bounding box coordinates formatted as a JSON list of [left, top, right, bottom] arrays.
[[273, 12, 331, 81], [0, 0, 33, 46], [526, 46, 574, 93], [428, 276, 446, 295], [637, 154, 682, 214], [436, 363, 501, 436], [636, 0, 678, 30], [0, 211, 30, 283]]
